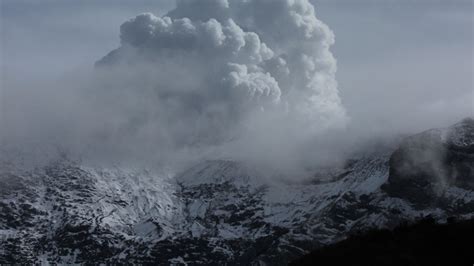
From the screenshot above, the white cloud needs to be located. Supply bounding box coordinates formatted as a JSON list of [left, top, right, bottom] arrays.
[[94, 0, 347, 154]]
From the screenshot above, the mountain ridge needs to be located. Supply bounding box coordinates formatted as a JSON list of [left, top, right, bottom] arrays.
[[1, 118, 473, 264]]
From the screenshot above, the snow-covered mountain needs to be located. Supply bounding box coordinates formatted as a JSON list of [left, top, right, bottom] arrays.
[[1, 119, 473, 265]]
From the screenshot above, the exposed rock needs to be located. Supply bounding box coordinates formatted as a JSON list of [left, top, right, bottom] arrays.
[[384, 118, 474, 209]]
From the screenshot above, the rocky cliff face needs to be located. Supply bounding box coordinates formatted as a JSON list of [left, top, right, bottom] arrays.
[[1, 119, 473, 265], [383, 118, 474, 211]]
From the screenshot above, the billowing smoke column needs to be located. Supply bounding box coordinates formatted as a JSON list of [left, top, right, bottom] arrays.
[[95, 0, 347, 154]]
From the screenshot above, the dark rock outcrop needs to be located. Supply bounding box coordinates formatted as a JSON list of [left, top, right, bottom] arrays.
[[383, 118, 474, 209]]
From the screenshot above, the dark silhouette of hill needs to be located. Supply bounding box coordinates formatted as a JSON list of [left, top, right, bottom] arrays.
[[291, 217, 474, 266]]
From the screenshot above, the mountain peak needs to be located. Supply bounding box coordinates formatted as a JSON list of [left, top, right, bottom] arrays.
[[447, 117, 474, 148]]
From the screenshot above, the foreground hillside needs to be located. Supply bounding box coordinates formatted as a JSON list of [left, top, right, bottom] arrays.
[[291, 217, 474, 266], [0, 119, 473, 264]]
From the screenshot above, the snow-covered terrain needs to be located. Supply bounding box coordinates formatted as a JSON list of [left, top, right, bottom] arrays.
[[1, 119, 473, 265]]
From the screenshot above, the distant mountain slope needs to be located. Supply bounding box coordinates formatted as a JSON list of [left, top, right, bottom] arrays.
[[0, 119, 473, 265]]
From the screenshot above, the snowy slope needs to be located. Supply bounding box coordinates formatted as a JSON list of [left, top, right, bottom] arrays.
[[1, 119, 473, 265]]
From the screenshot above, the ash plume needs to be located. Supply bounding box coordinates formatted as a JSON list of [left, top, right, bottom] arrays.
[[91, 0, 346, 168], [3, 0, 347, 173]]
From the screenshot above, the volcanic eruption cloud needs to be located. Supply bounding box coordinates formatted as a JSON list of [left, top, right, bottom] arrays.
[[3, 0, 348, 172], [90, 0, 348, 167]]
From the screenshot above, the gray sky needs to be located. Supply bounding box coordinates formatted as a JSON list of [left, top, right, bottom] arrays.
[[1, 0, 473, 135], [314, 0, 473, 132]]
